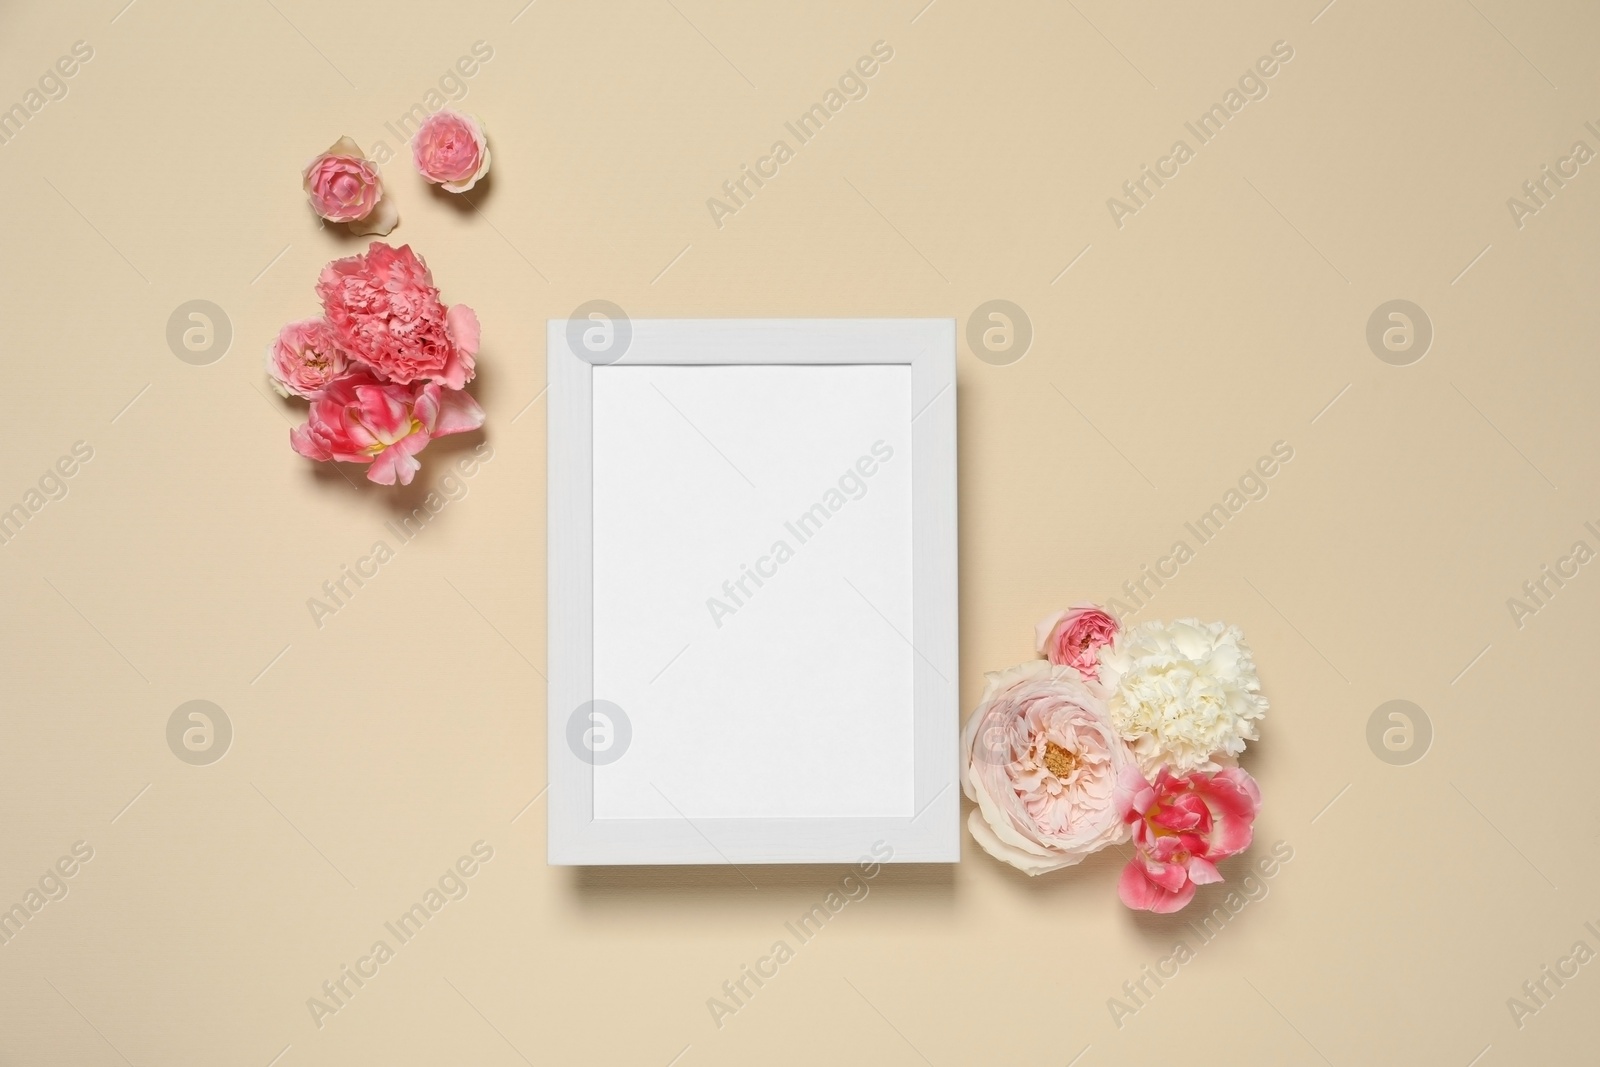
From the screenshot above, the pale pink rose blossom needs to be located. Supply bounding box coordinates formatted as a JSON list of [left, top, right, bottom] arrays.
[[1035, 604, 1120, 680], [266, 319, 349, 399], [960, 659, 1135, 875], [1115, 763, 1261, 913], [412, 110, 491, 193], [289, 372, 485, 485], [317, 242, 478, 389], [302, 137, 398, 235]]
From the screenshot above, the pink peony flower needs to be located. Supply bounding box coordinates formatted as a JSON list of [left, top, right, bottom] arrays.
[[412, 110, 491, 193], [303, 137, 397, 235], [1115, 763, 1261, 913], [1036, 604, 1120, 680], [289, 372, 485, 485], [266, 319, 349, 399], [960, 660, 1136, 875], [316, 242, 479, 389]]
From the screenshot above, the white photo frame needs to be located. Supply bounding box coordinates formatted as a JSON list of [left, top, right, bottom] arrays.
[[548, 318, 958, 865]]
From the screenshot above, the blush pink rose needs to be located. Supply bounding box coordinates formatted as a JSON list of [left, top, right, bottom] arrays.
[[266, 319, 349, 399], [1115, 763, 1261, 913], [303, 137, 397, 235], [412, 110, 491, 193], [317, 242, 478, 389], [1036, 604, 1119, 680], [289, 372, 485, 485], [960, 659, 1135, 875]]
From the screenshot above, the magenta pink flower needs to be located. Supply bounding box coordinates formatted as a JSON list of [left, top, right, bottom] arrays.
[[1036, 604, 1120, 680], [266, 319, 349, 399], [412, 109, 491, 193], [303, 137, 397, 235], [1115, 763, 1260, 913], [316, 242, 479, 389], [289, 372, 485, 485]]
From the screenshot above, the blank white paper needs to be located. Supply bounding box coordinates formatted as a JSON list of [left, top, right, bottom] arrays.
[[590, 363, 914, 820]]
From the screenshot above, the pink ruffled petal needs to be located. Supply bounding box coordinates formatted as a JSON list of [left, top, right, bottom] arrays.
[[446, 304, 480, 356], [433, 388, 486, 437], [290, 423, 331, 461], [435, 348, 471, 390]]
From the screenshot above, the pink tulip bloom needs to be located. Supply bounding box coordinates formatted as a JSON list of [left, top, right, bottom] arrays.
[[290, 373, 485, 485], [1115, 763, 1261, 913]]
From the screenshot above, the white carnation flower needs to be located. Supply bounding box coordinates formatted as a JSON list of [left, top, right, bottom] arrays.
[[1099, 619, 1267, 776]]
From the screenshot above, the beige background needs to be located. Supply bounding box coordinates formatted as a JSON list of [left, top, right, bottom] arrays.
[[1, 0, 1596, 1063]]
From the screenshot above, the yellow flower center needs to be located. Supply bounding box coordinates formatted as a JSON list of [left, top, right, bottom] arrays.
[[1043, 742, 1078, 780], [362, 418, 421, 454]]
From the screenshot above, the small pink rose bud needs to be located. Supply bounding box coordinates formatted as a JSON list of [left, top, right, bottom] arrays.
[[303, 137, 398, 235], [412, 109, 491, 193]]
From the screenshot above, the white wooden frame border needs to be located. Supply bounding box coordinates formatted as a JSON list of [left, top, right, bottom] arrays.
[[548, 318, 958, 865]]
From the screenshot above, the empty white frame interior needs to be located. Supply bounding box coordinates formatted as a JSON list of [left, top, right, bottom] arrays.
[[592, 363, 913, 820]]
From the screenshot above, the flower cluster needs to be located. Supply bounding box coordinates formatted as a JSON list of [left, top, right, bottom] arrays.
[[961, 604, 1267, 913], [302, 112, 490, 234], [282, 116, 492, 485], [271, 242, 484, 486]]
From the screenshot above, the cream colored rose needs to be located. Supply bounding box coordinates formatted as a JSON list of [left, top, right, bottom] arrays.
[[961, 660, 1133, 875]]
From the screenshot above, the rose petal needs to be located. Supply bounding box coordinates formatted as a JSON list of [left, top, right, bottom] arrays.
[[348, 191, 399, 236], [1034, 611, 1067, 657], [966, 809, 1079, 876]]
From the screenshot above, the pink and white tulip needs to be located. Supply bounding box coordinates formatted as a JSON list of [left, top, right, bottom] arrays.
[[289, 372, 484, 485], [1115, 763, 1261, 913]]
